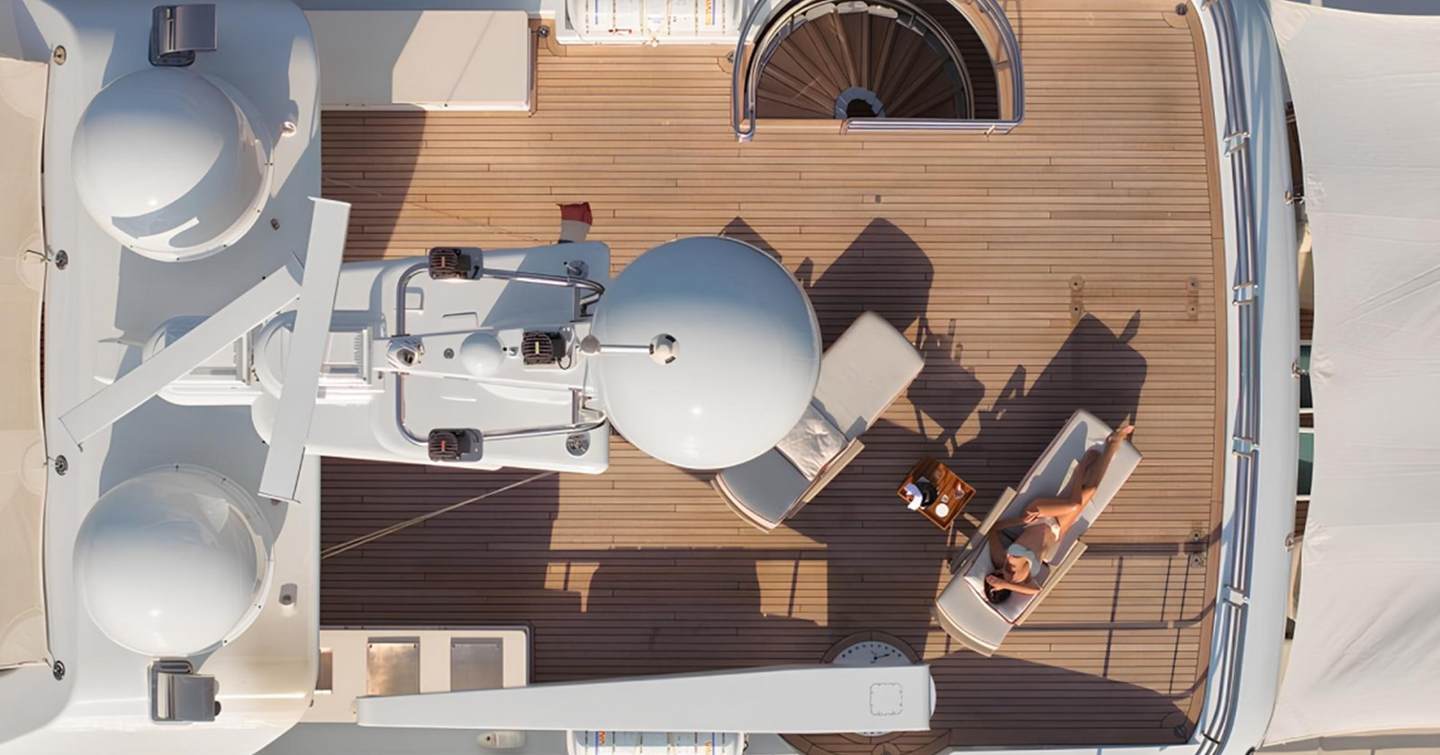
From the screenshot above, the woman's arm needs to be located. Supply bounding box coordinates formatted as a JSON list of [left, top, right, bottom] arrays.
[[993, 515, 1029, 531], [985, 574, 1042, 596], [1006, 580, 1041, 596]]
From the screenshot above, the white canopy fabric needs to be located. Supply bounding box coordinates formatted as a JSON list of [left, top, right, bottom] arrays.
[[0, 57, 49, 669], [1264, 1, 1440, 745]]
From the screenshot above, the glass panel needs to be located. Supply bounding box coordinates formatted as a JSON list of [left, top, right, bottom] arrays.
[[1298, 430, 1315, 496], [1299, 343, 1313, 410]]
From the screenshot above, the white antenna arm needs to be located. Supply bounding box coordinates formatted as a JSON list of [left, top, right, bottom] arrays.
[[257, 198, 351, 504], [579, 333, 678, 364], [59, 256, 305, 445], [356, 664, 932, 733]]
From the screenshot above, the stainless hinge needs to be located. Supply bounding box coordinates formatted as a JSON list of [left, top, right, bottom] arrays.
[[150, 659, 218, 722]]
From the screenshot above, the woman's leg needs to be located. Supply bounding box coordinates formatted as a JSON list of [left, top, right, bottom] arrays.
[[1039, 449, 1101, 536], [1024, 451, 1100, 521], [1057, 426, 1134, 534], [1025, 497, 1084, 518], [1054, 501, 1086, 536], [1066, 449, 1103, 503], [1083, 427, 1132, 494]]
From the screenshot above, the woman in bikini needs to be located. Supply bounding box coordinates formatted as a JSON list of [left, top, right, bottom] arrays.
[[984, 423, 1135, 602]]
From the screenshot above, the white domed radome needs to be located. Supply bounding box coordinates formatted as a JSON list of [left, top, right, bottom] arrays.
[[74, 466, 272, 657], [71, 68, 272, 262], [591, 237, 821, 469]]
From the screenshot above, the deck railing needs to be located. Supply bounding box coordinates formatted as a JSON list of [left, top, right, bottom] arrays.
[[1194, 0, 1262, 752], [730, 0, 1024, 140]]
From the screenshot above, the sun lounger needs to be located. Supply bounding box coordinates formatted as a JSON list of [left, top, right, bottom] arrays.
[[712, 312, 924, 531], [932, 409, 1141, 656]]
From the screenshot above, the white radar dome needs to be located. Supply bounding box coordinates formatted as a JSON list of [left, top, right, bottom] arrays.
[[71, 67, 273, 262], [74, 466, 273, 657], [590, 237, 820, 469]]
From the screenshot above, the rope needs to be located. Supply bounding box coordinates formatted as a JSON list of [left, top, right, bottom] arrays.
[[320, 470, 556, 560], [315, 176, 585, 559]]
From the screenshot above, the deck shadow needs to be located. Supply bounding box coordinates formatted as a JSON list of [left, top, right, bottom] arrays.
[[320, 227, 1178, 747], [724, 215, 938, 345], [950, 311, 1147, 504], [780, 309, 1165, 739], [725, 216, 986, 459], [319, 302, 1190, 748], [318, 462, 568, 623], [796, 218, 935, 346]]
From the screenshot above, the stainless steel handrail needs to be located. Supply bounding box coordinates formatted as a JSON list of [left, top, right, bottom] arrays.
[[388, 261, 608, 450], [731, 0, 1024, 139], [730, 0, 774, 141], [847, 0, 1023, 134], [484, 266, 606, 307], [1195, 0, 1263, 752]]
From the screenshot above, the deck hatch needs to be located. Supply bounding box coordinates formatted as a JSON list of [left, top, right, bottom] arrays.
[[366, 638, 420, 696], [450, 638, 505, 691]]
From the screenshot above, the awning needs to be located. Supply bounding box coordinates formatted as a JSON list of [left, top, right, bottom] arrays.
[[1263, 1, 1440, 745], [0, 57, 49, 669]]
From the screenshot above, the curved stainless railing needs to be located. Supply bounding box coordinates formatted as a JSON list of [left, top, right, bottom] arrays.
[[730, 0, 786, 140], [389, 261, 609, 451], [731, 0, 1024, 139], [1195, 0, 1263, 752]]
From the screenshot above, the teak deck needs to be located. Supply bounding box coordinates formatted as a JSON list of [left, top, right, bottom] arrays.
[[319, 1, 1225, 748]]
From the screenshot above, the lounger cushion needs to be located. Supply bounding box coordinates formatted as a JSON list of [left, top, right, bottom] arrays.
[[813, 312, 926, 440], [934, 572, 1013, 654], [1018, 413, 1142, 563], [775, 402, 847, 480], [714, 312, 923, 530], [933, 409, 1142, 653], [715, 449, 810, 528]]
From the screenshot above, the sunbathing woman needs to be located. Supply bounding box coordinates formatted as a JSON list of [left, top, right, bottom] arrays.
[[984, 423, 1135, 602]]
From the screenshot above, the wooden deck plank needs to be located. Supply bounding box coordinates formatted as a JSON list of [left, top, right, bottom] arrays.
[[318, 1, 1222, 749]]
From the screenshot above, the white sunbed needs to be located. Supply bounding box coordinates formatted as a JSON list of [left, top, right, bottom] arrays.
[[711, 312, 925, 531], [932, 409, 1142, 656]]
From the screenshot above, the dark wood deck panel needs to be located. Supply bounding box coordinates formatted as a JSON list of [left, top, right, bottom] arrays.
[[319, 1, 1224, 748]]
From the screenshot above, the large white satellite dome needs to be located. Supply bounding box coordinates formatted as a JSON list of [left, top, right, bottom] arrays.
[[71, 67, 272, 262], [591, 237, 820, 469], [74, 466, 272, 657]]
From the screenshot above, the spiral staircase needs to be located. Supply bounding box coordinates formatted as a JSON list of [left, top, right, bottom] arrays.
[[732, 0, 1021, 138], [753, 0, 973, 120]]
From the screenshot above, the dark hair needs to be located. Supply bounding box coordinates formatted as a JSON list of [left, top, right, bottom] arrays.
[[984, 575, 1012, 605]]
